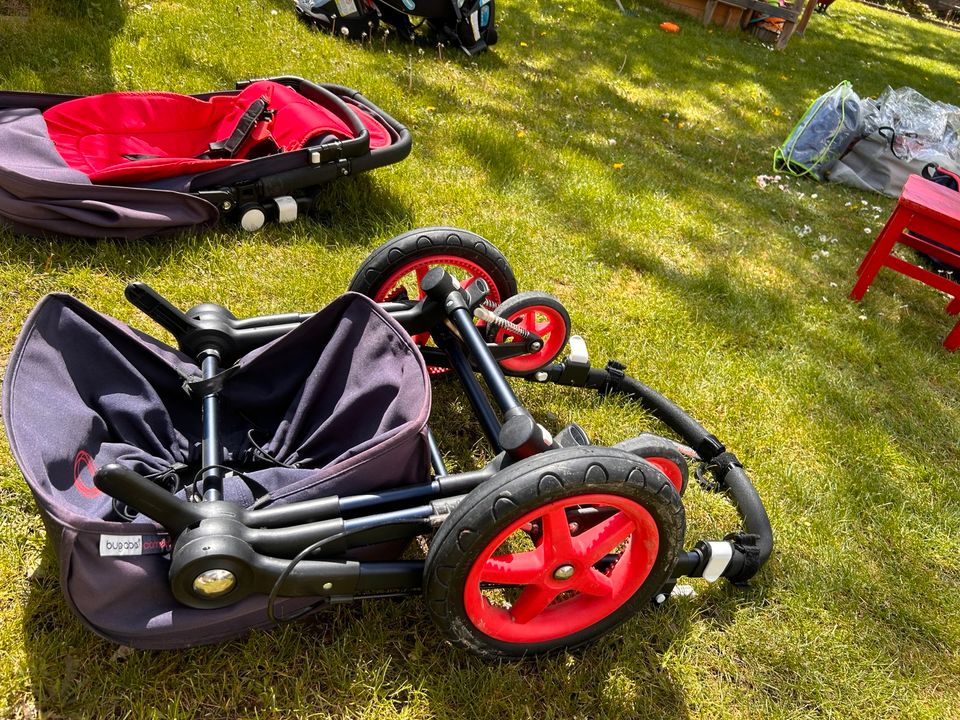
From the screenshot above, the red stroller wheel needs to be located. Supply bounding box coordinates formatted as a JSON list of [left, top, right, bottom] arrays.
[[349, 227, 518, 373], [463, 492, 658, 643], [484, 292, 571, 373], [614, 433, 690, 495], [424, 446, 684, 659]]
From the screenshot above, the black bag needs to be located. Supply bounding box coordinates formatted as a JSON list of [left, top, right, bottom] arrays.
[[294, 0, 382, 40], [294, 0, 496, 55], [916, 163, 960, 273]]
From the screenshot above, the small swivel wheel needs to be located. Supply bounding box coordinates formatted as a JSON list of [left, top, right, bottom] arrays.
[[614, 433, 689, 495], [424, 446, 685, 659], [485, 292, 571, 374], [239, 204, 266, 232], [349, 227, 518, 373]]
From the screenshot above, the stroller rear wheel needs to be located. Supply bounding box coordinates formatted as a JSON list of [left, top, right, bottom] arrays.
[[424, 446, 684, 659], [349, 226, 517, 303], [349, 227, 518, 373]]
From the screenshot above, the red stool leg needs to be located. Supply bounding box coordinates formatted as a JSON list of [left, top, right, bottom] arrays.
[[850, 209, 912, 301], [947, 296, 960, 315], [857, 208, 902, 275]]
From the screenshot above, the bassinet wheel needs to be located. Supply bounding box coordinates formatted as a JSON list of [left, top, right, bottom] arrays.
[[484, 291, 571, 374], [424, 446, 684, 659], [239, 204, 266, 232], [613, 433, 689, 495]]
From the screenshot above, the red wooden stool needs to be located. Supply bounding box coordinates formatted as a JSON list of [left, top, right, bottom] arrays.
[[850, 173, 960, 351]]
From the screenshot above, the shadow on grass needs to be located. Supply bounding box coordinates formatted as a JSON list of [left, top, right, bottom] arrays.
[[20, 541, 708, 719], [0, 1, 126, 92]]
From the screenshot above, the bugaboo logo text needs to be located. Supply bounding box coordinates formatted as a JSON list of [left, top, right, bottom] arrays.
[[99, 535, 142, 556], [72, 450, 101, 499], [99, 534, 171, 557]]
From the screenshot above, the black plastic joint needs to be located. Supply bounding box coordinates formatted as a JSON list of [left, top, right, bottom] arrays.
[[710, 451, 743, 482], [552, 360, 591, 387], [695, 434, 726, 461], [605, 360, 626, 383], [499, 408, 552, 459]]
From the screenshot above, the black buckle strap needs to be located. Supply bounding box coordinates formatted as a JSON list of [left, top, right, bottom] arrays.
[[202, 96, 272, 160], [183, 365, 240, 398], [695, 451, 743, 492], [722, 531, 763, 585]]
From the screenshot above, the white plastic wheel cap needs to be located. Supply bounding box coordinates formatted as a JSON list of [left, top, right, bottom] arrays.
[[240, 207, 266, 232]]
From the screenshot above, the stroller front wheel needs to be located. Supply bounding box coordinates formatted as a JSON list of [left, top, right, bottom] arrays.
[[423, 446, 684, 659], [484, 291, 571, 374]]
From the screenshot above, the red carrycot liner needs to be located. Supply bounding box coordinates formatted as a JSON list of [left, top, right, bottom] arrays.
[[43, 80, 392, 184], [0, 77, 411, 238]]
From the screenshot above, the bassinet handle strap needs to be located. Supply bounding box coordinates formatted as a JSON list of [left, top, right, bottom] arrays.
[[203, 96, 272, 160]]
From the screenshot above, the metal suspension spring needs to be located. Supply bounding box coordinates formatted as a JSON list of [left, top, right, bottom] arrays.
[[473, 305, 533, 339]]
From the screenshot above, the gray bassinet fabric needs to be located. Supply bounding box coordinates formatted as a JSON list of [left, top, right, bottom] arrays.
[[0, 108, 218, 237], [3, 291, 431, 648]]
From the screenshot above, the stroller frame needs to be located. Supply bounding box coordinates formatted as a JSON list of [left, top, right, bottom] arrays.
[[84, 229, 773, 658]]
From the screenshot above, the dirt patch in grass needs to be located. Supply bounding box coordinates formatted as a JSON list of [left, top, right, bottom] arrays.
[[0, 0, 28, 16]]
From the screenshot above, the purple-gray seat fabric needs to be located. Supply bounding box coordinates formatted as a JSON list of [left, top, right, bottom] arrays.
[[0, 108, 218, 238], [3, 291, 431, 648]]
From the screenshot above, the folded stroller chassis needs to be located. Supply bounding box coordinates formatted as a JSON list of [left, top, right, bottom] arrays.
[[57, 229, 772, 658]]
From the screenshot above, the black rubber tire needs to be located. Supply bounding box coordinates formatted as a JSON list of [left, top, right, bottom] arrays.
[[423, 446, 685, 660], [348, 227, 518, 302], [483, 291, 571, 374], [613, 433, 689, 496]]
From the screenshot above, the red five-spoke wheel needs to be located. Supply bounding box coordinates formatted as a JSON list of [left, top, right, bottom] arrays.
[[464, 493, 658, 643], [485, 292, 571, 374], [424, 447, 684, 659]]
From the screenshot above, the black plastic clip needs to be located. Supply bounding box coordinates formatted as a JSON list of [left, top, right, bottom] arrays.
[[722, 532, 763, 585]]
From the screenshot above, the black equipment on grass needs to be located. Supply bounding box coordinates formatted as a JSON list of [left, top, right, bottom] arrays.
[[293, 0, 496, 55]]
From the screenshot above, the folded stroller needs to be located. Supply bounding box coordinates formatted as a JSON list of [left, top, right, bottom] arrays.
[[3, 228, 772, 657], [0, 76, 411, 238]]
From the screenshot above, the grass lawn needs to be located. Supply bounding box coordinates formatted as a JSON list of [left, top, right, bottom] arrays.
[[1, 0, 959, 717]]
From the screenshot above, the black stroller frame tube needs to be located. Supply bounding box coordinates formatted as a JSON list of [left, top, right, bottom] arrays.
[[200, 351, 224, 502], [426, 429, 448, 476], [448, 304, 522, 413], [435, 332, 503, 451]]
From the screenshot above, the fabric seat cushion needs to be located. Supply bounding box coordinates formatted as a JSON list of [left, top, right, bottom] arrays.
[[42, 81, 392, 184]]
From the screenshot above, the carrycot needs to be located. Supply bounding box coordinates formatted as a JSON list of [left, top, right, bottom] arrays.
[[0, 76, 411, 238]]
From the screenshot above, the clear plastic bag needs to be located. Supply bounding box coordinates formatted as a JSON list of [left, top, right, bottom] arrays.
[[774, 81, 864, 180], [865, 86, 960, 166]]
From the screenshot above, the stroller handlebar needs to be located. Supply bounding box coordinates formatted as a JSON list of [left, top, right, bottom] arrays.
[[125, 282, 311, 363], [124, 283, 194, 340]]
